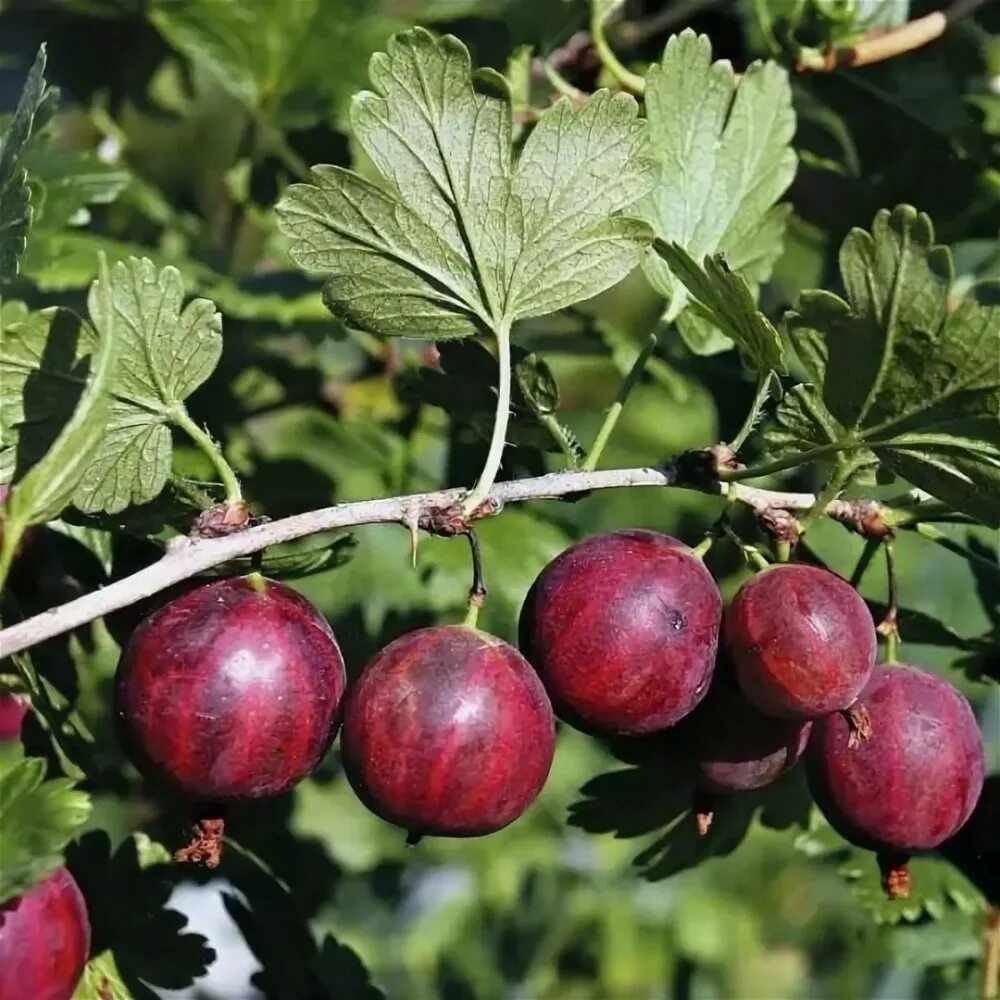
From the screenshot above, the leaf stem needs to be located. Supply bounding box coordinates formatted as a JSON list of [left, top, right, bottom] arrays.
[[538, 414, 582, 468], [590, 3, 647, 94], [583, 333, 658, 471], [463, 318, 513, 513], [542, 58, 586, 102], [913, 523, 1000, 576], [884, 500, 972, 527], [729, 372, 778, 454], [719, 442, 846, 482], [172, 406, 243, 504], [798, 458, 855, 538]]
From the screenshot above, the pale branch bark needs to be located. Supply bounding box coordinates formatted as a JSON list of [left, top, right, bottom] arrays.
[[2, 464, 872, 659]]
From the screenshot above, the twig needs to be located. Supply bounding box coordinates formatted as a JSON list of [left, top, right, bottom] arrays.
[[796, 0, 989, 72], [0, 461, 920, 659], [591, 2, 647, 94], [583, 333, 659, 471]]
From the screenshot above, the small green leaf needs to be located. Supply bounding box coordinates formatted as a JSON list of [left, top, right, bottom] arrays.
[[276, 27, 655, 339], [0, 258, 222, 514], [0, 46, 51, 283], [515, 352, 560, 415], [655, 243, 786, 374], [0, 756, 91, 905], [636, 30, 797, 340], [765, 207, 1000, 526]]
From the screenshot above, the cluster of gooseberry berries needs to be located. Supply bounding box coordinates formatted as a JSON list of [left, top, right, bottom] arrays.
[[0, 528, 986, 1000], [112, 527, 983, 891]]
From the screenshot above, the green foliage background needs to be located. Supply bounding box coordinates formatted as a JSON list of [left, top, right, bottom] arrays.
[[0, 0, 997, 997]]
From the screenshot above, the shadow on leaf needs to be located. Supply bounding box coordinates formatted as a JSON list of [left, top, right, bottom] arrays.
[[67, 831, 214, 999], [222, 840, 383, 999], [569, 731, 812, 881]]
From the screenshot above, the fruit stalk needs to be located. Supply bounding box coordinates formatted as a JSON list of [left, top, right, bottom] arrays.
[[876, 538, 901, 663], [462, 530, 487, 629]]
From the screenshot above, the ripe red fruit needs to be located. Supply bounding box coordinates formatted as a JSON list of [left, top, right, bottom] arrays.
[[807, 665, 985, 898], [0, 867, 90, 1000], [682, 668, 811, 834], [341, 625, 555, 838], [0, 691, 28, 743], [724, 564, 876, 721], [116, 575, 346, 800], [690, 671, 812, 795], [518, 530, 722, 734]]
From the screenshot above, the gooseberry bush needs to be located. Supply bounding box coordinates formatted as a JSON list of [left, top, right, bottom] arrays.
[[0, 1, 997, 997]]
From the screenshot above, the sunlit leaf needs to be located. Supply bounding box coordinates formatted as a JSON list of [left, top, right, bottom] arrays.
[[276, 28, 655, 339], [636, 30, 796, 350], [0, 257, 222, 513]]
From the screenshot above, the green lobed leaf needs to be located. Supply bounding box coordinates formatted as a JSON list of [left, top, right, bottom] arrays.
[[765, 206, 1000, 526], [654, 242, 786, 374], [276, 27, 655, 339], [636, 30, 797, 351], [0, 756, 92, 906], [0, 46, 52, 284], [0, 260, 118, 538], [0, 257, 222, 514]]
